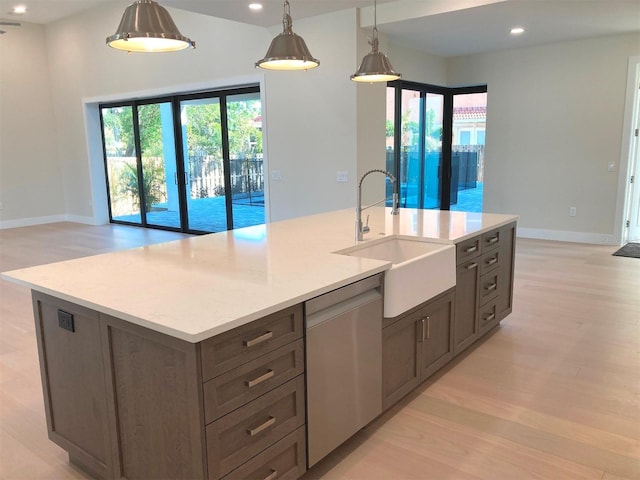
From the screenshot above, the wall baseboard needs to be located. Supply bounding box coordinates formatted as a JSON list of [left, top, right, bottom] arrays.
[[0, 214, 101, 230], [517, 227, 620, 246]]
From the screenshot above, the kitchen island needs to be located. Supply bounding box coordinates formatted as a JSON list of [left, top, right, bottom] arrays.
[[2, 208, 517, 479]]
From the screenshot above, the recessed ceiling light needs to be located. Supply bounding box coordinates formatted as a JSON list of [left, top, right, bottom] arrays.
[[11, 4, 27, 14], [249, 3, 263, 10], [510, 27, 525, 35]]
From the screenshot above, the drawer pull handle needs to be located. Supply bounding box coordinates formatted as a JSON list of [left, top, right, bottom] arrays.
[[263, 470, 278, 480], [466, 262, 478, 270], [484, 313, 496, 322], [487, 236, 499, 244], [247, 416, 276, 436], [246, 369, 275, 388], [244, 331, 273, 348], [464, 245, 478, 254], [486, 257, 498, 266], [486, 282, 497, 292]]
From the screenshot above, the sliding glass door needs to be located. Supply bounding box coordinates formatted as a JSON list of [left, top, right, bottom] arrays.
[[387, 82, 487, 212], [138, 101, 181, 229], [226, 92, 264, 229], [100, 86, 264, 234], [450, 91, 487, 212], [179, 97, 226, 232]]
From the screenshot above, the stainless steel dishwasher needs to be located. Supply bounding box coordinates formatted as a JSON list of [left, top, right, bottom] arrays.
[[305, 274, 383, 467]]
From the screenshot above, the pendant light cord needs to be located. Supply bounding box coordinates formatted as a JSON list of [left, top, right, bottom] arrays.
[[282, 0, 293, 34], [370, 0, 380, 53]]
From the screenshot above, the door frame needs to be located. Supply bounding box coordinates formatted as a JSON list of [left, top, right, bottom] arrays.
[[98, 85, 262, 234], [616, 56, 640, 244]]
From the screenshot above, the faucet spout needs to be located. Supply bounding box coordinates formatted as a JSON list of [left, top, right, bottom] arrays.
[[356, 169, 399, 241]]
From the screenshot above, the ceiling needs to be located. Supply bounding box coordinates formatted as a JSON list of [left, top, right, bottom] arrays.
[[1, 0, 638, 57]]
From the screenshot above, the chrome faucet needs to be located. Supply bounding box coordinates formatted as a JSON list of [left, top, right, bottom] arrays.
[[356, 169, 399, 241]]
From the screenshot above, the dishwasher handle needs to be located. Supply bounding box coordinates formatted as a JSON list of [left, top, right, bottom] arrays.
[[306, 288, 382, 329]]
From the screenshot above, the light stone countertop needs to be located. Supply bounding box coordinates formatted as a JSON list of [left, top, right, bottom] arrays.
[[2, 208, 517, 343]]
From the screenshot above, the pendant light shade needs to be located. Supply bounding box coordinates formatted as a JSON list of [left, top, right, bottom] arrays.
[[256, 0, 319, 71], [351, 0, 400, 83], [106, 0, 195, 53]]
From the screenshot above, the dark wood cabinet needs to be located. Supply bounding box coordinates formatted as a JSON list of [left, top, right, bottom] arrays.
[[454, 222, 517, 354], [32, 293, 112, 479], [420, 292, 455, 379], [382, 309, 421, 409], [382, 289, 455, 410], [29, 223, 516, 479], [31, 292, 306, 480]]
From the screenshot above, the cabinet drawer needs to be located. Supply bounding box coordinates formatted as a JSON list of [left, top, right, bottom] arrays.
[[206, 376, 305, 479], [481, 228, 501, 251], [201, 305, 303, 381], [204, 340, 304, 423], [480, 249, 500, 275], [479, 301, 499, 336], [479, 272, 499, 305], [220, 427, 306, 480], [456, 236, 481, 264]]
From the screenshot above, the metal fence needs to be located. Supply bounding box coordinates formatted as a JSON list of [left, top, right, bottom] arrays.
[[188, 154, 264, 205]]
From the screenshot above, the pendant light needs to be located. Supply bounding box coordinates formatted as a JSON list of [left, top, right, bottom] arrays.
[[255, 0, 319, 71], [106, 0, 195, 53], [351, 0, 401, 83]]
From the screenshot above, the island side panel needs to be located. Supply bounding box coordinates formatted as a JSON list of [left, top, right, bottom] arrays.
[[100, 314, 208, 479], [31, 291, 111, 479]]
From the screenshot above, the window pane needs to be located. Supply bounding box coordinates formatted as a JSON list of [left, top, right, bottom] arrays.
[[226, 92, 265, 229], [101, 106, 141, 224], [423, 93, 443, 209], [385, 87, 395, 204], [400, 90, 421, 208], [451, 92, 486, 212], [180, 98, 226, 232], [138, 102, 181, 229]]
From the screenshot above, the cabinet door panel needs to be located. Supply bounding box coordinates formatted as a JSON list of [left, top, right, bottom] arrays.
[[479, 271, 499, 305], [382, 310, 421, 410], [203, 340, 304, 423], [102, 316, 206, 480], [496, 223, 516, 320], [479, 300, 499, 336], [201, 305, 303, 381], [207, 376, 305, 479], [32, 292, 110, 478], [454, 259, 480, 356], [221, 427, 306, 480], [420, 291, 454, 379]]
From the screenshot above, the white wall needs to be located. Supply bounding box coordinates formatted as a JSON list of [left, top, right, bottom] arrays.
[[264, 10, 360, 221], [447, 33, 640, 243], [3, 5, 638, 244], [43, 4, 271, 223], [388, 42, 448, 86], [33, 4, 363, 225], [0, 22, 65, 226]]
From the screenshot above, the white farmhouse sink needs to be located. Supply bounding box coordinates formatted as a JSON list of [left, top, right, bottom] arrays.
[[336, 237, 456, 318]]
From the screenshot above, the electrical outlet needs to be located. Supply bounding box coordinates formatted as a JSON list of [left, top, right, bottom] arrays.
[[336, 171, 348, 183], [271, 170, 282, 181], [607, 162, 616, 172], [569, 207, 577, 217]]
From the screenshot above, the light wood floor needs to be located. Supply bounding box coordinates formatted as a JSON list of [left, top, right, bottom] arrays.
[[1, 223, 638, 479]]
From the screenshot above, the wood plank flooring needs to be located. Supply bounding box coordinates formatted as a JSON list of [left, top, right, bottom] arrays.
[[1, 223, 638, 479]]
